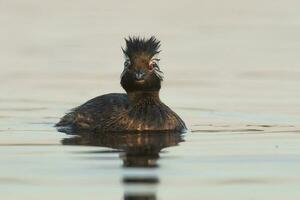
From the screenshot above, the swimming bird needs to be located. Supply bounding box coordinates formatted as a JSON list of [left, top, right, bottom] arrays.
[[56, 36, 186, 133]]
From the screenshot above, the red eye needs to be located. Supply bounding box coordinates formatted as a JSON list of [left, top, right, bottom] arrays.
[[148, 63, 154, 70]]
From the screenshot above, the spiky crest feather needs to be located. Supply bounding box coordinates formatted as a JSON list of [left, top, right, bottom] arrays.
[[122, 36, 161, 58]]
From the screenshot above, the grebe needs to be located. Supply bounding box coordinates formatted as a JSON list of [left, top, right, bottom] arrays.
[[56, 36, 186, 133]]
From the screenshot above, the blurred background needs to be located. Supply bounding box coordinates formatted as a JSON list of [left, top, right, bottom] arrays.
[[1, 0, 300, 123], [0, 1, 300, 200]]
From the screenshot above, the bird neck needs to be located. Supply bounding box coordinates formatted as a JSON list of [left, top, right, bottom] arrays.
[[127, 91, 161, 105]]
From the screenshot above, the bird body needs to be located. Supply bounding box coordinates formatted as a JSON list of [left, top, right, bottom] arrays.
[[56, 37, 186, 133]]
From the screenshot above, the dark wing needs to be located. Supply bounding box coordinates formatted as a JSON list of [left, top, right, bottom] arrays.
[[56, 93, 129, 134]]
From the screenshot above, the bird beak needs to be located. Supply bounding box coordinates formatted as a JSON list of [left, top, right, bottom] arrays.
[[135, 70, 146, 81]]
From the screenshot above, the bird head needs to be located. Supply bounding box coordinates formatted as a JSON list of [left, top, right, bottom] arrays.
[[120, 36, 163, 93]]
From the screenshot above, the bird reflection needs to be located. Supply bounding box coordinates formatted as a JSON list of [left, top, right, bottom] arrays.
[[62, 132, 184, 200]]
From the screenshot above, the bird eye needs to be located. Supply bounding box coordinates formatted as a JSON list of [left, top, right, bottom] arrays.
[[124, 60, 131, 68], [148, 62, 154, 70], [148, 59, 159, 70], [149, 58, 160, 70]]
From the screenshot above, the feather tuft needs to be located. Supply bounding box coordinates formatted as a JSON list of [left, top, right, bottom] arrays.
[[122, 36, 161, 58]]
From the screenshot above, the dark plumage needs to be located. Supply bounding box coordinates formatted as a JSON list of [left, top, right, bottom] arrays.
[[56, 36, 186, 134], [122, 36, 161, 59]]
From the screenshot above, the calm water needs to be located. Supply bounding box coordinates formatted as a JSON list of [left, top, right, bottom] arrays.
[[1, 0, 300, 199]]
